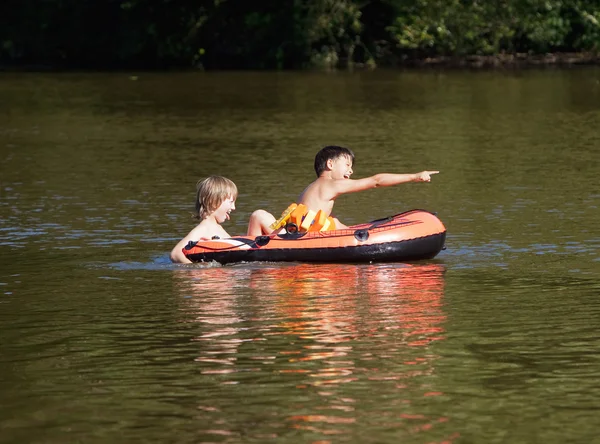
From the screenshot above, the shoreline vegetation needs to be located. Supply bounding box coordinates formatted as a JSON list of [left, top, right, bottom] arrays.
[[400, 52, 600, 69], [3, 53, 600, 72], [1, 1, 599, 71], [0, 52, 600, 72]]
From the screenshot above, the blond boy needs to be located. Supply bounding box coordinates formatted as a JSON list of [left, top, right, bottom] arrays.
[[170, 176, 237, 263]]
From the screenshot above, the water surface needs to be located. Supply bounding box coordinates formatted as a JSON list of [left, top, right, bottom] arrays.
[[1, 69, 599, 443]]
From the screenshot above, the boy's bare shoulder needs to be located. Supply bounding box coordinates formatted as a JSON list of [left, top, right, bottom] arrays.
[[183, 220, 230, 241], [187, 221, 210, 237], [299, 178, 327, 199]]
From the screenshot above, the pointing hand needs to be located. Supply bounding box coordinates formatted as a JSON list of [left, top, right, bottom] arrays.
[[416, 171, 440, 182]]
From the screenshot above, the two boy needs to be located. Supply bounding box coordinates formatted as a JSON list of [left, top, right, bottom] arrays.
[[171, 146, 438, 263]]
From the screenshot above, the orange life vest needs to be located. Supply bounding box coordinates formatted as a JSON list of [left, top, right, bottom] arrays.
[[270, 203, 337, 233]]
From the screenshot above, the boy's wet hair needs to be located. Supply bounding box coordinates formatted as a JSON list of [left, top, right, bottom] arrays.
[[314, 145, 355, 177], [194, 176, 238, 220]]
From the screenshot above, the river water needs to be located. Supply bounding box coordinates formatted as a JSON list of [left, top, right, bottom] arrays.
[[1, 69, 599, 443]]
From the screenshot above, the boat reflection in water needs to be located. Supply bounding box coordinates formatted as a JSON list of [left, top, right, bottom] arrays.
[[173, 262, 457, 441]]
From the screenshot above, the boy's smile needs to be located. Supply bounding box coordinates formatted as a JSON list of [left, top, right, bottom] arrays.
[[330, 155, 353, 180], [214, 196, 236, 223]]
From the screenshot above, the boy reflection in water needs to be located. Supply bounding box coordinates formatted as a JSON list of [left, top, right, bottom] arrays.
[[173, 263, 455, 440]]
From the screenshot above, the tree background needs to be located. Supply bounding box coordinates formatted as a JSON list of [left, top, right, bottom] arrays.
[[1, 0, 599, 69]]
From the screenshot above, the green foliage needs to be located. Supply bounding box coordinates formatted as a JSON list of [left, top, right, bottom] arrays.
[[387, 0, 520, 55], [0, 0, 599, 68], [383, 0, 600, 57], [301, 0, 364, 67]]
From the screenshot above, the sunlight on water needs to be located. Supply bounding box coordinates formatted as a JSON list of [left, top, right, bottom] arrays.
[[169, 263, 454, 441], [1, 69, 599, 443]]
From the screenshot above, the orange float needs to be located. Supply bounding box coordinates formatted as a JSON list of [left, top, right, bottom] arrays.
[[183, 209, 446, 265]]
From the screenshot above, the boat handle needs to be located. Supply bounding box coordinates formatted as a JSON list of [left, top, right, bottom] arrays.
[[354, 229, 369, 242], [254, 236, 271, 247]]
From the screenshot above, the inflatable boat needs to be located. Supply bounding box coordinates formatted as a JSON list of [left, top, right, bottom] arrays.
[[182, 210, 446, 265]]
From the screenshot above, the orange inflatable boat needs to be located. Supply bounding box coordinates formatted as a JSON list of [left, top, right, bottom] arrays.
[[182, 210, 446, 265]]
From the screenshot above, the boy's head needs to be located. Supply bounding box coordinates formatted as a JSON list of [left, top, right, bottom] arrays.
[[194, 176, 238, 220], [314, 145, 355, 177]]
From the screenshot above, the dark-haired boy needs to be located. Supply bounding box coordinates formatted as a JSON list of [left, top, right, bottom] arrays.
[[297, 145, 438, 229]]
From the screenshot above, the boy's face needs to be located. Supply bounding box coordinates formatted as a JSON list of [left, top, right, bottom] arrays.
[[213, 195, 236, 223], [329, 155, 353, 180]]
